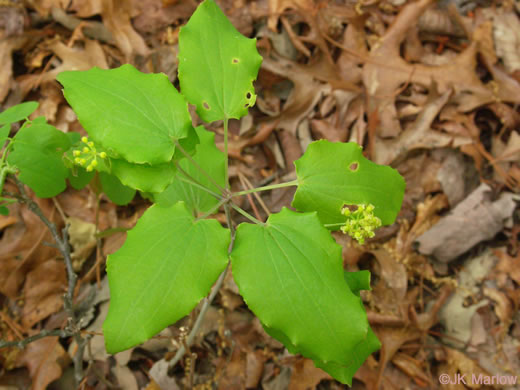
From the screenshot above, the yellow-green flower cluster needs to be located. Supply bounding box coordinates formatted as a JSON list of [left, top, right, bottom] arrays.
[[340, 204, 382, 244], [72, 136, 107, 172]]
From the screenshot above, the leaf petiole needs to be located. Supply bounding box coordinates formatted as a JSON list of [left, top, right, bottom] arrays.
[[230, 203, 265, 226], [224, 117, 229, 190], [232, 179, 298, 197], [175, 161, 223, 200], [195, 197, 227, 221], [323, 223, 345, 228], [174, 140, 225, 193]]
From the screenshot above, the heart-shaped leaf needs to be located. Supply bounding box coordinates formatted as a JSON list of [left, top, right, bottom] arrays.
[[230, 208, 375, 384], [103, 202, 230, 353]]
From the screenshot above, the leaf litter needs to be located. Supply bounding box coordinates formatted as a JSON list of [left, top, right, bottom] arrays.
[[1, 0, 520, 389]]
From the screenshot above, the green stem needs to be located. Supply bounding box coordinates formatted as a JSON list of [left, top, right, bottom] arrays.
[[195, 198, 227, 221], [175, 162, 223, 200], [232, 179, 298, 197], [0, 167, 16, 198], [230, 203, 265, 226], [224, 118, 229, 190], [324, 223, 345, 228], [174, 140, 225, 193]]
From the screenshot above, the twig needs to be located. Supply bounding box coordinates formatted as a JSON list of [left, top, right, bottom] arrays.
[[0, 329, 72, 349], [6, 177, 87, 384], [14, 179, 77, 307]]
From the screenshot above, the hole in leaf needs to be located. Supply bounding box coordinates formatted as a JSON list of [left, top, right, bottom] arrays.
[[349, 162, 359, 171], [246, 92, 252, 99], [232, 58, 239, 64], [203, 102, 210, 110]]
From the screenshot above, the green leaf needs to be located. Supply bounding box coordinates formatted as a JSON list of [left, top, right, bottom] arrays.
[[0, 102, 38, 125], [154, 126, 225, 213], [57, 65, 192, 165], [99, 172, 136, 206], [313, 326, 380, 384], [178, 0, 262, 122], [7, 123, 71, 198], [230, 207, 375, 385], [172, 125, 200, 162], [0, 206, 9, 215], [0, 124, 10, 141], [110, 158, 176, 193], [103, 202, 230, 353], [293, 141, 405, 227], [344, 270, 371, 297], [67, 167, 94, 190], [261, 322, 379, 385]]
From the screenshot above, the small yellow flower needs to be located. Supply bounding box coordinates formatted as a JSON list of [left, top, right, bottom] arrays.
[[82, 147, 89, 153], [340, 203, 381, 244], [88, 141, 94, 147], [81, 136, 88, 143], [99, 152, 107, 159], [73, 150, 81, 157], [90, 160, 98, 167]]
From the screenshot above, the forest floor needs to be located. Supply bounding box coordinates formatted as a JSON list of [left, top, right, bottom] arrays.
[[0, 0, 520, 389]]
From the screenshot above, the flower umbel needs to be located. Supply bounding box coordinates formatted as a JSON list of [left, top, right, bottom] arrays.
[[340, 204, 382, 244], [71, 136, 107, 171]]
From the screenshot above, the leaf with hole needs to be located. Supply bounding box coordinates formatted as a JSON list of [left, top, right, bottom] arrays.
[[154, 126, 225, 214], [103, 201, 230, 353], [178, 0, 262, 122], [293, 140, 405, 227], [0, 101, 38, 126], [230, 207, 374, 385], [57, 65, 192, 165], [7, 123, 71, 198]]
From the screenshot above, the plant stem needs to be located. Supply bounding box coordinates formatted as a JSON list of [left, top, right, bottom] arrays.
[[324, 223, 345, 228], [0, 140, 15, 196], [175, 163, 222, 200], [174, 140, 225, 193], [232, 179, 298, 197], [230, 203, 265, 226], [195, 198, 227, 221], [224, 118, 229, 190], [0, 166, 15, 197]]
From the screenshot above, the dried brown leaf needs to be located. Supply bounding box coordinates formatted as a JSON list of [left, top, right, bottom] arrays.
[[288, 357, 332, 390], [16, 337, 70, 390], [493, 12, 520, 73], [22, 259, 66, 328], [101, 0, 149, 59]]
